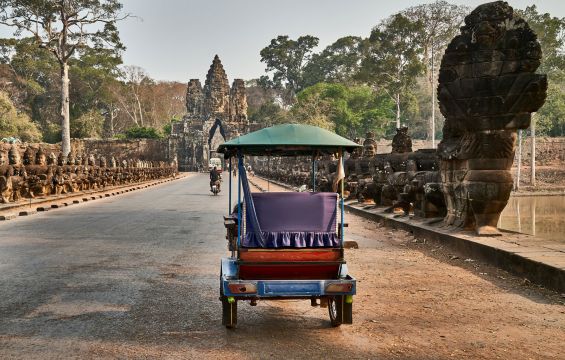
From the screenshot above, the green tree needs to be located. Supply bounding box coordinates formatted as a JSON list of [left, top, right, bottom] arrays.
[[518, 5, 565, 74], [536, 70, 565, 136], [357, 14, 425, 129], [0, 91, 42, 142], [291, 89, 334, 131], [302, 36, 365, 88], [260, 35, 319, 104], [402, 1, 468, 141], [0, 0, 128, 156], [248, 101, 288, 127], [517, 5, 565, 137], [292, 83, 393, 138], [1, 37, 125, 140], [70, 109, 104, 138], [1, 37, 61, 136]]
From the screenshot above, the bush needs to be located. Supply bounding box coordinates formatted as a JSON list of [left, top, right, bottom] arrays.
[[125, 126, 163, 139], [0, 91, 42, 142]]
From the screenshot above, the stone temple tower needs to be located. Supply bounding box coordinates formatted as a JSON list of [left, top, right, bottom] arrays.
[[169, 55, 250, 171]]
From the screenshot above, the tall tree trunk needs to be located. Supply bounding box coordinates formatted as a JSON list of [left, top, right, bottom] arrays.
[[134, 92, 144, 127], [108, 105, 116, 138], [60, 61, 71, 157], [396, 93, 401, 129]]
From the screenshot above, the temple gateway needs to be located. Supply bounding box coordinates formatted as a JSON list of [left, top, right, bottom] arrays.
[[169, 55, 251, 171]]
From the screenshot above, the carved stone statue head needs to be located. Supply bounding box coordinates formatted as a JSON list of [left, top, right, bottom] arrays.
[[392, 127, 412, 153], [406, 159, 418, 173], [110, 156, 117, 168], [35, 148, 47, 166], [23, 146, 35, 165], [0, 149, 7, 166], [362, 131, 377, 158], [9, 145, 21, 165], [67, 151, 75, 165], [99, 156, 107, 168], [88, 154, 96, 166], [47, 152, 57, 166], [57, 152, 65, 166]]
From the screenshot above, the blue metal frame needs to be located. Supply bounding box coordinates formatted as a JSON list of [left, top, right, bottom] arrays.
[[237, 155, 242, 248], [221, 258, 356, 298]]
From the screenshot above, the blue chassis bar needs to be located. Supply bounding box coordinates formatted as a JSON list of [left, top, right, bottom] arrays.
[[221, 257, 356, 298]]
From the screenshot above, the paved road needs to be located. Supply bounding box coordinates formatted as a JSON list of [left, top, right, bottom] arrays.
[[0, 174, 354, 359], [1, 173, 563, 359]]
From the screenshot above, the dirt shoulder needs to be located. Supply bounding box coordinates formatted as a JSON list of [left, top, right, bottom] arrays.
[[249, 176, 565, 359]]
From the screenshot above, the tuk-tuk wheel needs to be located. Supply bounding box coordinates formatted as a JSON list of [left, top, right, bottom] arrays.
[[328, 295, 352, 327], [220, 279, 237, 329], [328, 296, 342, 327], [222, 297, 237, 329]]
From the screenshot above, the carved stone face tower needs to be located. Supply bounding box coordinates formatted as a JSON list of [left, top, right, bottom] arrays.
[[204, 55, 230, 117], [170, 55, 249, 171]]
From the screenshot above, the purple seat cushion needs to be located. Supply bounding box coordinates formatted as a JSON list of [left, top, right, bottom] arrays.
[[243, 192, 339, 248]]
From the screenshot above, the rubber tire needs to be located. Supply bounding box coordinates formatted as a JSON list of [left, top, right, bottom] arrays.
[[222, 297, 237, 329], [220, 280, 237, 329], [328, 296, 343, 327]]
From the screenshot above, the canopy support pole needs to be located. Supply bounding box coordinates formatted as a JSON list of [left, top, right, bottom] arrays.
[[311, 155, 316, 192], [228, 158, 232, 214], [237, 154, 242, 251], [340, 153, 345, 247]]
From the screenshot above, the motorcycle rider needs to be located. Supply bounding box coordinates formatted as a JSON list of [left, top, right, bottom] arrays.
[[210, 166, 221, 192]]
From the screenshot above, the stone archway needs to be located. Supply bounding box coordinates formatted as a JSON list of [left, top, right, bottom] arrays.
[[208, 118, 226, 160]]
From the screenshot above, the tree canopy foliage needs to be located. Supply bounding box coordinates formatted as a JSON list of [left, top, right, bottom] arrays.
[[1, 1, 564, 144], [0, 90, 41, 142], [0, 0, 128, 154], [259, 35, 319, 106], [0, 39, 185, 142], [252, 1, 565, 140], [518, 5, 565, 136]]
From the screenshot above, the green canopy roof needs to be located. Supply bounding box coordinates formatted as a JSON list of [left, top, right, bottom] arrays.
[[217, 124, 361, 158]]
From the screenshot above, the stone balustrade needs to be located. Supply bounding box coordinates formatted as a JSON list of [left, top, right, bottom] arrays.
[[0, 144, 177, 204]]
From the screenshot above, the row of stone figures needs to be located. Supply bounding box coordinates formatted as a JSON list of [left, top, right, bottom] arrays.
[[251, 129, 446, 219], [0, 145, 178, 204]]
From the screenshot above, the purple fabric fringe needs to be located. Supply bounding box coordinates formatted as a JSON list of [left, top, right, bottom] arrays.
[[243, 231, 339, 248]]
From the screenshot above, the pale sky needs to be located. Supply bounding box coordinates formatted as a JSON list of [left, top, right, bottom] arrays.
[[2, 1, 565, 82]]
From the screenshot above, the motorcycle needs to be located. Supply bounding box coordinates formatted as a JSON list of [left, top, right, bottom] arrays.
[[211, 176, 222, 195]]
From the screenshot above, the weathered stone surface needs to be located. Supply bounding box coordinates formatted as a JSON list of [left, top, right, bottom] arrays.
[[437, 1, 547, 236], [186, 79, 204, 116], [170, 55, 250, 171], [0, 143, 177, 205], [204, 55, 230, 116], [391, 127, 412, 154], [230, 79, 248, 123]]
